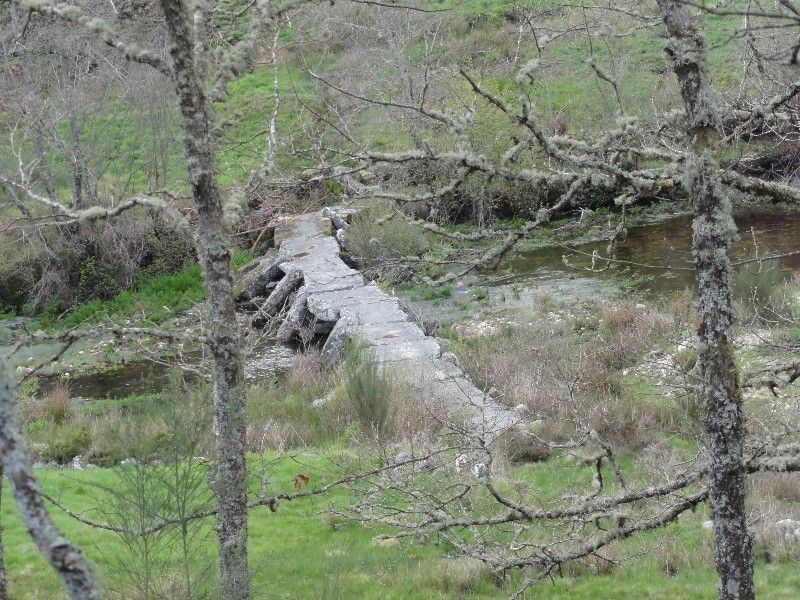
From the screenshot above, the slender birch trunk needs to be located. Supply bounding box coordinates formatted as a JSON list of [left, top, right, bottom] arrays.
[[657, 2, 755, 598], [158, 2, 250, 598]]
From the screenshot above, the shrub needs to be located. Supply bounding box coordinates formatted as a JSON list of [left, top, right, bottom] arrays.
[[747, 499, 800, 564], [673, 347, 698, 373], [0, 239, 38, 311], [140, 219, 196, 277], [388, 379, 448, 444], [417, 558, 495, 593], [652, 534, 713, 576], [39, 418, 92, 464], [41, 383, 72, 424], [88, 411, 172, 466], [245, 353, 336, 451], [599, 305, 639, 335], [89, 387, 212, 465], [76, 255, 123, 302], [346, 205, 429, 265], [411, 284, 453, 301], [341, 343, 393, 442], [472, 287, 489, 301], [247, 388, 322, 450], [284, 351, 331, 398], [732, 261, 791, 322], [502, 430, 551, 464]]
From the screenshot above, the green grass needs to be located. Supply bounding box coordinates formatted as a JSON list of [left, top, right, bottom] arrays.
[[77, 392, 167, 415], [57, 263, 205, 328], [392, 283, 454, 302], [1, 457, 504, 600], [523, 562, 800, 599], [42, 250, 253, 329], [4, 454, 800, 599], [6, 368, 799, 599]]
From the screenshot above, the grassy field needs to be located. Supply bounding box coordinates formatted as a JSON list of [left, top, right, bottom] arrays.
[[8, 271, 800, 599], [3, 456, 800, 599]]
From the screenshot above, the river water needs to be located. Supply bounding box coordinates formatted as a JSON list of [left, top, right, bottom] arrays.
[[500, 207, 800, 295], [6, 207, 799, 401]]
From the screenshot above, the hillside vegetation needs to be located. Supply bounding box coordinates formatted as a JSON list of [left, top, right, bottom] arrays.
[[3, 1, 800, 600]]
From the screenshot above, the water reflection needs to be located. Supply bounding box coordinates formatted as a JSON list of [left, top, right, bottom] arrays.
[[502, 208, 800, 294]]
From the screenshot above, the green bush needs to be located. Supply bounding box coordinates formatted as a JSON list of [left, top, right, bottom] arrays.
[[0, 240, 38, 311], [342, 343, 393, 440], [732, 261, 791, 321], [76, 255, 123, 302], [347, 207, 430, 264], [39, 420, 92, 464], [140, 222, 197, 277]]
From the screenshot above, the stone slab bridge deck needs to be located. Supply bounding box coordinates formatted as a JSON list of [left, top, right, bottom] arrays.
[[235, 208, 524, 439]]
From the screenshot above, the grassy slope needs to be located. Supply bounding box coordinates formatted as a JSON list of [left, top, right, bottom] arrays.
[[35, 250, 253, 330]]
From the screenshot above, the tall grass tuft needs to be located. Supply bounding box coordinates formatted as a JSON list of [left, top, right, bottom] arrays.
[[732, 261, 792, 322], [42, 382, 72, 424], [342, 342, 393, 442]]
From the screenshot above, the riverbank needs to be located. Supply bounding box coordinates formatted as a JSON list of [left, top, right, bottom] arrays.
[[6, 204, 800, 599]]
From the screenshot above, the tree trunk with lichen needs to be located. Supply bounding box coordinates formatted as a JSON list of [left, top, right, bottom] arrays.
[[158, 1, 250, 599], [657, 2, 754, 599], [0, 360, 97, 600]]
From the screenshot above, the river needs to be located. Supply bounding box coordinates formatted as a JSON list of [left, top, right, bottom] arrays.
[[500, 207, 800, 295], [5, 207, 799, 400]]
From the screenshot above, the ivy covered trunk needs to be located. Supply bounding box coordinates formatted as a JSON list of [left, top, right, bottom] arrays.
[[0, 360, 98, 600], [158, 1, 250, 599], [657, 2, 755, 599]]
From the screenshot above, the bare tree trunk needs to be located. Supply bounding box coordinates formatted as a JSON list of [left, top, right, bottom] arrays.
[[8, 2, 56, 200], [158, 2, 250, 599], [657, 2, 754, 599], [0, 360, 98, 600]]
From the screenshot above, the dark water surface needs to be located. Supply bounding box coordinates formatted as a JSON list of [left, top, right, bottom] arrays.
[[500, 208, 800, 294], [37, 342, 296, 401]]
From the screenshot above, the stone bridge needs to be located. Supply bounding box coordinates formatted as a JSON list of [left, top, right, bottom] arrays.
[[235, 207, 523, 438]]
